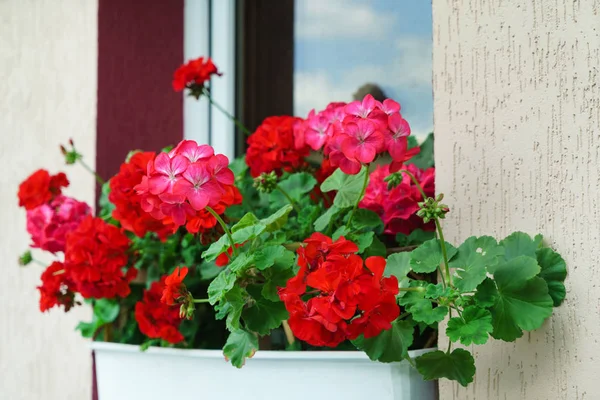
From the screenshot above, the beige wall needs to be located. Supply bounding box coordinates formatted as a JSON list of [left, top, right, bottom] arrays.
[[0, 1, 98, 399], [434, 0, 600, 399]]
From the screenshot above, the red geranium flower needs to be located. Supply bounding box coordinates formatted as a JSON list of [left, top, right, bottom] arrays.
[[64, 216, 136, 299], [161, 266, 189, 305], [360, 163, 436, 235], [109, 151, 174, 239], [135, 277, 184, 344], [37, 261, 77, 312], [279, 234, 399, 347], [18, 169, 69, 210], [172, 56, 222, 93], [246, 116, 309, 177]]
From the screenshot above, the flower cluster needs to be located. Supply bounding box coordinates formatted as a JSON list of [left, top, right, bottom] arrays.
[[109, 151, 175, 239], [64, 216, 136, 299], [279, 233, 400, 347], [294, 95, 419, 175], [245, 116, 309, 177], [18, 169, 69, 210], [172, 56, 222, 95], [135, 141, 238, 230], [135, 276, 184, 344], [26, 195, 91, 253], [37, 261, 77, 312], [360, 163, 435, 235]]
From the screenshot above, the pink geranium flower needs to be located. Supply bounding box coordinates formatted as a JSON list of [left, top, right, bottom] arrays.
[[26, 195, 91, 253], [386, 113, 411, 161], [173, 163, 222, 210], [148, 153, 189, 195], [345, 94, 378, 118], [341, 119, 384, 164]]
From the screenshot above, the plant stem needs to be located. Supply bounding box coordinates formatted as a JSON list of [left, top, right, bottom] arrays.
[[435, 219, 452, 287], [276, 185, 301, 213], [205, 206, 238, 257], [398, 286, 426, 293], [398, 169, 452, 288], [202, 88, 252, 136], [192, 298, 210, 304], [283, 242, 302, 251], [78, 159, 105, 185], [346, 166, 369, 228], [282, 320, 296, 346]]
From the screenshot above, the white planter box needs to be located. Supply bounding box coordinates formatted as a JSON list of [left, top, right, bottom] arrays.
[[92, 342, 438, 400]]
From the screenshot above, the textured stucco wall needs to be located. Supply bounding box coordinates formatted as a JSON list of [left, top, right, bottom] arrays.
[[0, 1, 97, 399], [434, 0, 600, 399]]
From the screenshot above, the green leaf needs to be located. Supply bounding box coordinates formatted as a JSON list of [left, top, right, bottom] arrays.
[[254, 245, 294, 271], [260, 205, 294, 232], [446, 306, 493, 345], [217, 286, 247, 330], [198, 260, 221, 280], [228, 253, 255, 273], [314, 205, 342, 232], [94, 299, 120, 323], [450, 236, 504, 291], [232, 224, 266, 243], [399, 286, 449, 325], [363, 235, 387, 258], [407, 132, 434, 169], [271, 173, 317, 205], [231, 212, 259, 232], [202, 235, 231, 261], [473, 278, 497, 307], [410, 239, 457, 273], [242, 287, 288, 335], [424, 283, 450, 299], [352, 319, 414, 362], [500, 232, 538, 262], [261, 261, 296, 302], [351, 231, 374, 253], [320, 167, 368, 208], [332, 226, 351, 240], [536, 248, 567, 306], [396, 229, 436, 246], [385, 252, 412, 278], [229, 157, 248, 177], [415, 348, 475, 387], [98, 182, 116, 219], [223, 329, 259, 368], [488, 256, 553, 341], [349, 209, 384, 234], [208, 270, 237, 305]]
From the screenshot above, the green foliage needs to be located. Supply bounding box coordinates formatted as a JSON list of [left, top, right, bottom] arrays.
[[395, 229, 436, 247], [407, 132, 434, 169], [415, 349, 476, 387], [410, 239, 457, 273], [320, 167, 368, 208], [446, 306, 493, 345], [242, 286, 289, 335], [536, 247, 567, 306], [223, 329, 259, 368], [352, 319, 414, 362], [485, 256, 553, 341], [399, 283, 449, 326], [450, 236, 504, 291], [98, 182, 116, 221], [270, 173, 317, 207]]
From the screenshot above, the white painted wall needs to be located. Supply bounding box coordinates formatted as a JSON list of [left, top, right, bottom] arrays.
[[0, 0, 97, 399], [434, 0, 600, 399]]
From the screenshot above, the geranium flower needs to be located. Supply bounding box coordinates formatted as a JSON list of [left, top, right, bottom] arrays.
[[26, 195, 91, 253], [64, 216, 136, 299], [341, 119, 385, 164], [161, 266, 189, 305], [279, 234, 399, 347], [18, 169, 69, 210], [295, 102, 346, 152], [360, 163, 436, 235], [172, 56, 222, 94], [135, 277, 184, 344], [109, 151, 175, 239], [37, 261, 77, 312], [135, 141, 239, 231], [246, 116, 309, 177]]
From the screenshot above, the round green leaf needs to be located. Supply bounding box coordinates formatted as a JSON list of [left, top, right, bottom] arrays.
[[536, 247, 567, 306], [446, 306, 492, 345], [415, 348, 476, 387]]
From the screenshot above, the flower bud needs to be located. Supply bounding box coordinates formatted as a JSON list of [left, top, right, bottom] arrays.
[[253, 171, 278, 193], [18, 250, 33, 266]]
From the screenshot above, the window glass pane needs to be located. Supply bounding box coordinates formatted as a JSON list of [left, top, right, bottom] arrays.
[[294, 0, 432, 138]]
